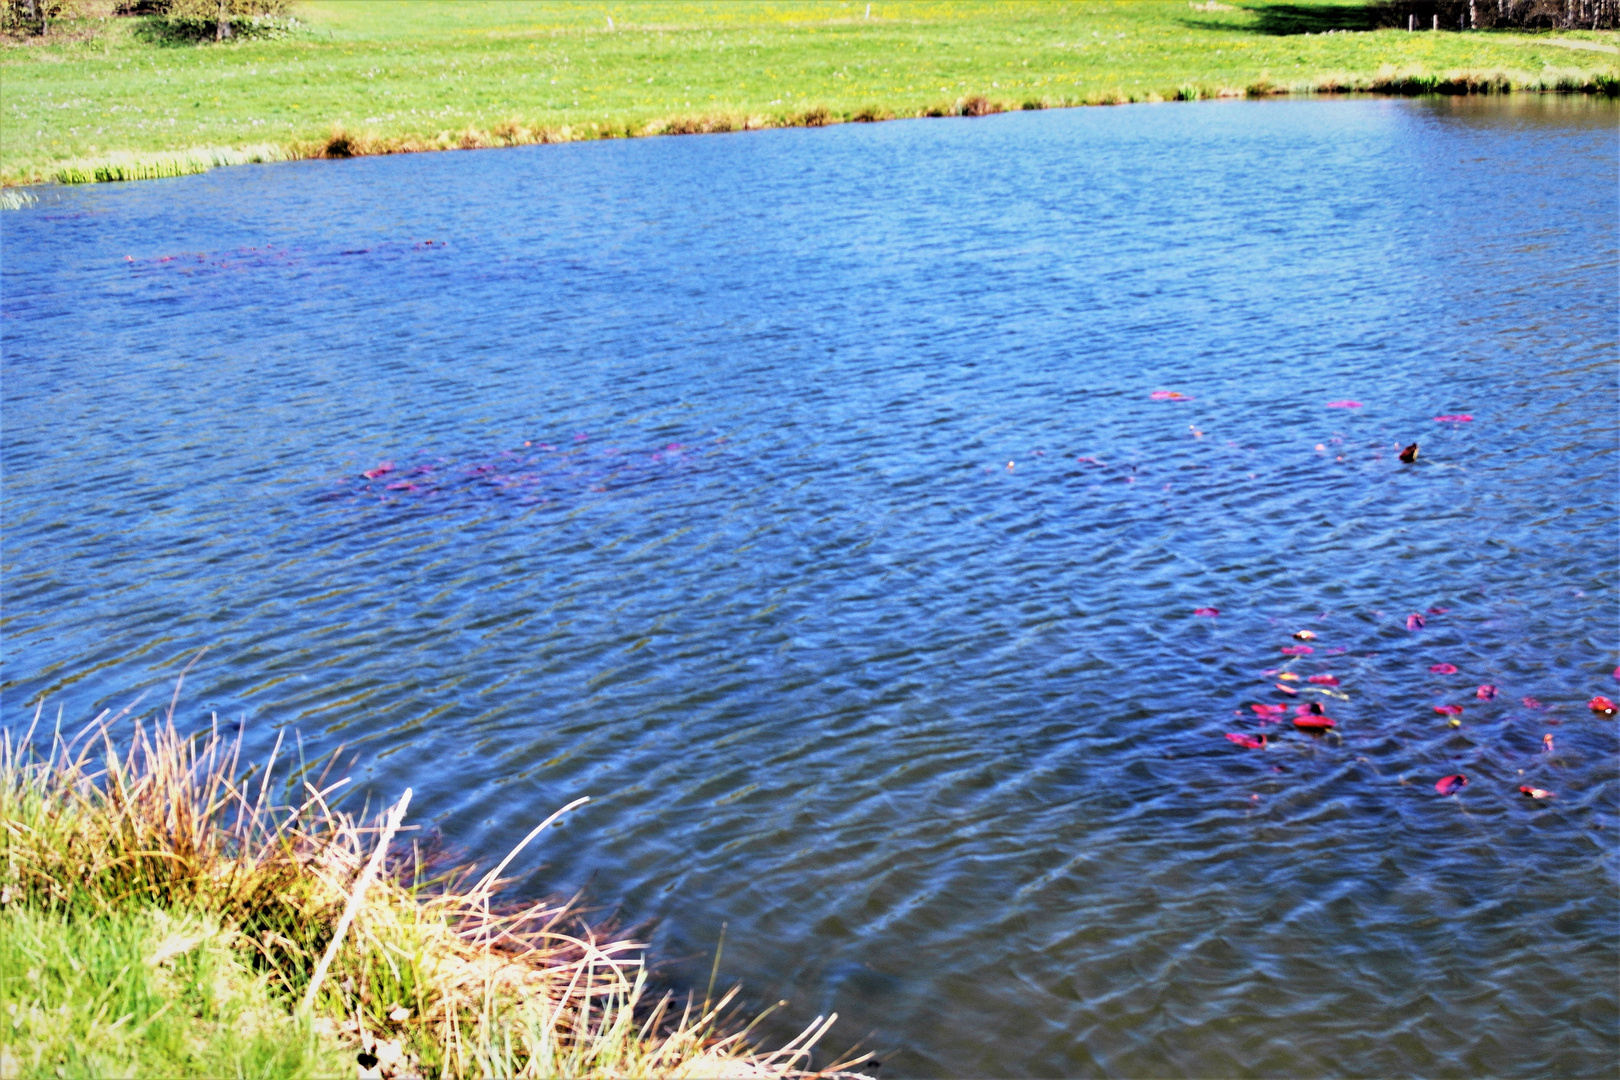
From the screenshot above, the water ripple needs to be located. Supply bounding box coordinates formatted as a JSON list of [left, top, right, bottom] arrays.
[[4, 97, 1617, 1077]]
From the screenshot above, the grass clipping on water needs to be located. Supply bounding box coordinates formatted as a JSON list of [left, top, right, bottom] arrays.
[[0, 687, 866, 1079]]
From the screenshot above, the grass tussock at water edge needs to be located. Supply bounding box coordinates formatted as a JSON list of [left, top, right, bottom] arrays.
[[0, 683, 869, 1079], [51, 143, 291, 184], [32, 60, 1617, 191]]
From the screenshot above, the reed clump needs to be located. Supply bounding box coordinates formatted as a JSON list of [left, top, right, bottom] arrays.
[[52, 143, 289, 184], [1, 684, 866, 1079]]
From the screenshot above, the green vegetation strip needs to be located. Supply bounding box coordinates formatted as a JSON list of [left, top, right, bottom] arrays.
[[2, 0, 1617, 187]]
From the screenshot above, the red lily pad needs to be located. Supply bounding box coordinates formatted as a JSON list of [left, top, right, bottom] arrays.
[[1193, 607, 1220, 617], [1522, 696, 1543, 709], [1325, 400, 1362, 408], [1429, 663, 1459, 674], [1434, 774, 1468, 795], [1433, 704, 1464, 716], [362, 461, 396, 480], [1250, 703, 1288, 717], [1280, 645, 1314, 656], [1225, 732, 1267, 749], [1150, 390, 1192, 401], [1591, 695, 1617, 716], [1433, 414, 1473, 423], [1406, 614, 1426, 631], [1308, 674, 1340, 686], [1275, 683, 1299, 695], [1518, 785, 1553, 799], [1293, 715, 1336, 730], [1476, 684, 1498, 700]]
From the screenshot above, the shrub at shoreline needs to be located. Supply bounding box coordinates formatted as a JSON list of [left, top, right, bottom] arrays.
[[0, 688, 867, 1079]]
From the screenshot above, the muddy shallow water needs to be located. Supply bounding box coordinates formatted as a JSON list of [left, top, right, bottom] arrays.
[[3, 96, 1616, 1076]]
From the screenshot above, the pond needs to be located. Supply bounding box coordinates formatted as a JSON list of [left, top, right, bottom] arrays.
[[2, 95, 1615, 1077]]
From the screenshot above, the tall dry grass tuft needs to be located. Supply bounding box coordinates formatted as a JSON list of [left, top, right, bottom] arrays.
[[1, 673, 870, 1079]]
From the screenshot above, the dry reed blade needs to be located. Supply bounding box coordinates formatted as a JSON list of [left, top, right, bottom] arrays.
[[300, 787, 411, 1013]]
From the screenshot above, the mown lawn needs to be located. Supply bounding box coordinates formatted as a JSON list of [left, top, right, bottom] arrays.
[[2, 0, 1616, 183]]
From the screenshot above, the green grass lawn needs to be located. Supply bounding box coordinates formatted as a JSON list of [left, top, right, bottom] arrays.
[[2, 0, 1616, 184], [0, 905, 348, 1079]]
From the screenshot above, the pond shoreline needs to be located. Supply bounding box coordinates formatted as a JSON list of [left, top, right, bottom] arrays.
[[12, 69, 1620, 192]]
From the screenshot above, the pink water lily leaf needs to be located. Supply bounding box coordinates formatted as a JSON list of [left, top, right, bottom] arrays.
[[1308, 674, 1340, 686], [1251, 703, 1288, 718], [361, 461, 395, 480], [1434, 414, 1473, 423], [1326, 401, 1362, 409], [1280, 645, 1315, 656], [1429, 663, 1459, 675], [1225, 732, 1267, 749], [1522, 696, 1543, 709], [1293, 715, 1335, 730], [1435, 774, 1468, 796], [1193, 607, 1220, 617], [1406, 614, 1426, 631], [1150, 390, 1193, 401], [1433, 704, 1464, 716], [1476, 684, 1498, 700]]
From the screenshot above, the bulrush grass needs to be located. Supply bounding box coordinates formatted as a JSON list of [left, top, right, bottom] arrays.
[[1, 674, 867, 1079]]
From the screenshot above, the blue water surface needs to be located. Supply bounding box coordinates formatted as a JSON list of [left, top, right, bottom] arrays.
[[3, 95, 1616, 1077]]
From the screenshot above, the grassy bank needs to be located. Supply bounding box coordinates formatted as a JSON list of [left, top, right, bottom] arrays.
[[0, 690, 862, 1079], [1, 0, 1616, 186]]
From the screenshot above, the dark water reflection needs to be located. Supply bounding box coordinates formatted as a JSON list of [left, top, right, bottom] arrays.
[[3, 96, 1616, 1077]]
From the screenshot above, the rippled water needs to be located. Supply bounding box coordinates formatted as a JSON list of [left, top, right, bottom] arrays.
[[4, 96, 1617, 1077]]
